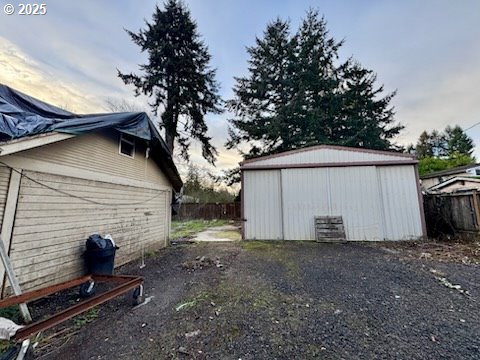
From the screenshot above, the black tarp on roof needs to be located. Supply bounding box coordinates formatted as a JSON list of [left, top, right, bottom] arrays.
[[0, 84, 182, 191]]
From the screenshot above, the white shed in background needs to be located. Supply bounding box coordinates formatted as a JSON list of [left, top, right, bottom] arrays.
[[240, 145, 426, 241]]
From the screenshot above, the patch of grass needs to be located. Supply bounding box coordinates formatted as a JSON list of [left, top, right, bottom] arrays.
[[0, 340, 15, 354], [214, 231, 241, 240], [241, 240, 276, 251], [73, 308, 99, 328], [145, 250, 157, 258], [170, 219, 228, 240], [241, 241, 302, 281]]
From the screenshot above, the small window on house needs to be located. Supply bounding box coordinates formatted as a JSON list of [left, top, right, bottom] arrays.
[[119, 133, 135, 158]]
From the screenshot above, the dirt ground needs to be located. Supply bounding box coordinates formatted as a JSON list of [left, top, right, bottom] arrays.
[[28, 237, 480, 360]]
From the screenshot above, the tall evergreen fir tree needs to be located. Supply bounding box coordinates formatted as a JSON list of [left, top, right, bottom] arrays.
[[338, 61, 401, 149], [226, 19, 296, 156], [226, 9, 402, 158], [415, 131, 434, 159], [118, 0, 222, 164], [445, 125, 475, 157], [412, 125, 475, 175]]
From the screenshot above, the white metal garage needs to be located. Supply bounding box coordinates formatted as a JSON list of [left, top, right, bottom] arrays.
[[240, 145, 426, 241]]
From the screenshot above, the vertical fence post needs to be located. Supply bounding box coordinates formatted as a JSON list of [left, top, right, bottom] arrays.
[[472, 190, 480, 232]]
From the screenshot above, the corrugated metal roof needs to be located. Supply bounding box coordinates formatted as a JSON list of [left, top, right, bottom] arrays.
[[241, 145, 415, 169]]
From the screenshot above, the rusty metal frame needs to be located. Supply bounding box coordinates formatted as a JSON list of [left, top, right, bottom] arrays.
[[0, 274, 143, 341]]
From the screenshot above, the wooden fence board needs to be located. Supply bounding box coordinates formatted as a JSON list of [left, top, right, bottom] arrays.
[[423, 192, 480, 237], [174, 202, 241, 220]]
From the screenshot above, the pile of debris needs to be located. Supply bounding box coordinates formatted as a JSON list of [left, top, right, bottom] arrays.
[[181, 256, 224, 272], [378, 240, 480, 265]]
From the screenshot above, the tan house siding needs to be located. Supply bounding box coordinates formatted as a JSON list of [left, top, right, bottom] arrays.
[[0, 166, 11, 228], [421, 177, 440, 190], [15, 130, 171, 187], [8, 170, 169, 293], [422, 170, 473, 190], [0, 129, 177, 295]]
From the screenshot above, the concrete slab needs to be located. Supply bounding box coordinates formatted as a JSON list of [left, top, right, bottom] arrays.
[[193, 225, 241, 242]]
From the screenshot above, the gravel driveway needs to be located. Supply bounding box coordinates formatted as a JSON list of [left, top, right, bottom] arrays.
[[43, 240, 480, 360]]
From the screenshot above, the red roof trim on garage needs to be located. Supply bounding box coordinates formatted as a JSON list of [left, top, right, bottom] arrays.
[[240, 145, 415, 166], [241, 159, 418, 170]]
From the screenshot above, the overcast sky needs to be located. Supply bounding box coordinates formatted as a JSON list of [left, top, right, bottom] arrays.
[[1, 0, 479, 176]]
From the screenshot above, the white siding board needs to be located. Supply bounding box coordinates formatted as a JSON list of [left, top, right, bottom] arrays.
[[244, 170, 283, 240], [377, 166, 423, 240], [250, 147, 411, 166]]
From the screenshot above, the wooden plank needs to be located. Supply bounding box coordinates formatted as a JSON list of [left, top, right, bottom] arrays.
[[0, 235, 31, 322], [314, 216, 346, 242], [0, 168, 18, 298], [316, 230, 347, 236], [315, 217, 343, 223], [472, 191, 480, 231]]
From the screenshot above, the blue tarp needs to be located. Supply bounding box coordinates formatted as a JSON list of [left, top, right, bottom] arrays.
[[0, 84, 182, 191]]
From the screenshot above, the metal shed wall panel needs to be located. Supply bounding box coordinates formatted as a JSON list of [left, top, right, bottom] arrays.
[[281, 167, 383, 241], [243, 161, 423, 241], [244, 170, 282, 240], [328, 167, 384, 240], [281, 168, 329, 240], [251, 148, 409, 166], [377, 166, 423, 240]]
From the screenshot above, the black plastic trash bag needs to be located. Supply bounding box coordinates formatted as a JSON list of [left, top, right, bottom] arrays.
[[85, 234, 118, 275]]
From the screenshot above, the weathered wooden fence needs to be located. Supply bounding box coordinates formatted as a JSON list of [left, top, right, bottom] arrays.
[[174, 202, 241, 220], [423, 191, 480, 237]]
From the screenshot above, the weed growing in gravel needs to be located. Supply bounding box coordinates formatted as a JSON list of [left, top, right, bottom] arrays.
[[241, 241, 302, 282], [73, 308, 99, 328]]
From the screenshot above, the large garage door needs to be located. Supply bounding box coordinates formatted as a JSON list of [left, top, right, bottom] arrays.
[[280, 167, 384, 241], [9, 170, 169, 292]]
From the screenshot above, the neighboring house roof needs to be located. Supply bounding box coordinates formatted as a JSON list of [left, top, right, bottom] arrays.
[[427, 176, 480, 192], [0, 84, 182, 191], [420, 163, 480, 180]]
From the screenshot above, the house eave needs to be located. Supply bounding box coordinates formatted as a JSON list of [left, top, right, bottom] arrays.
[[0, 132, 75, 156]]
